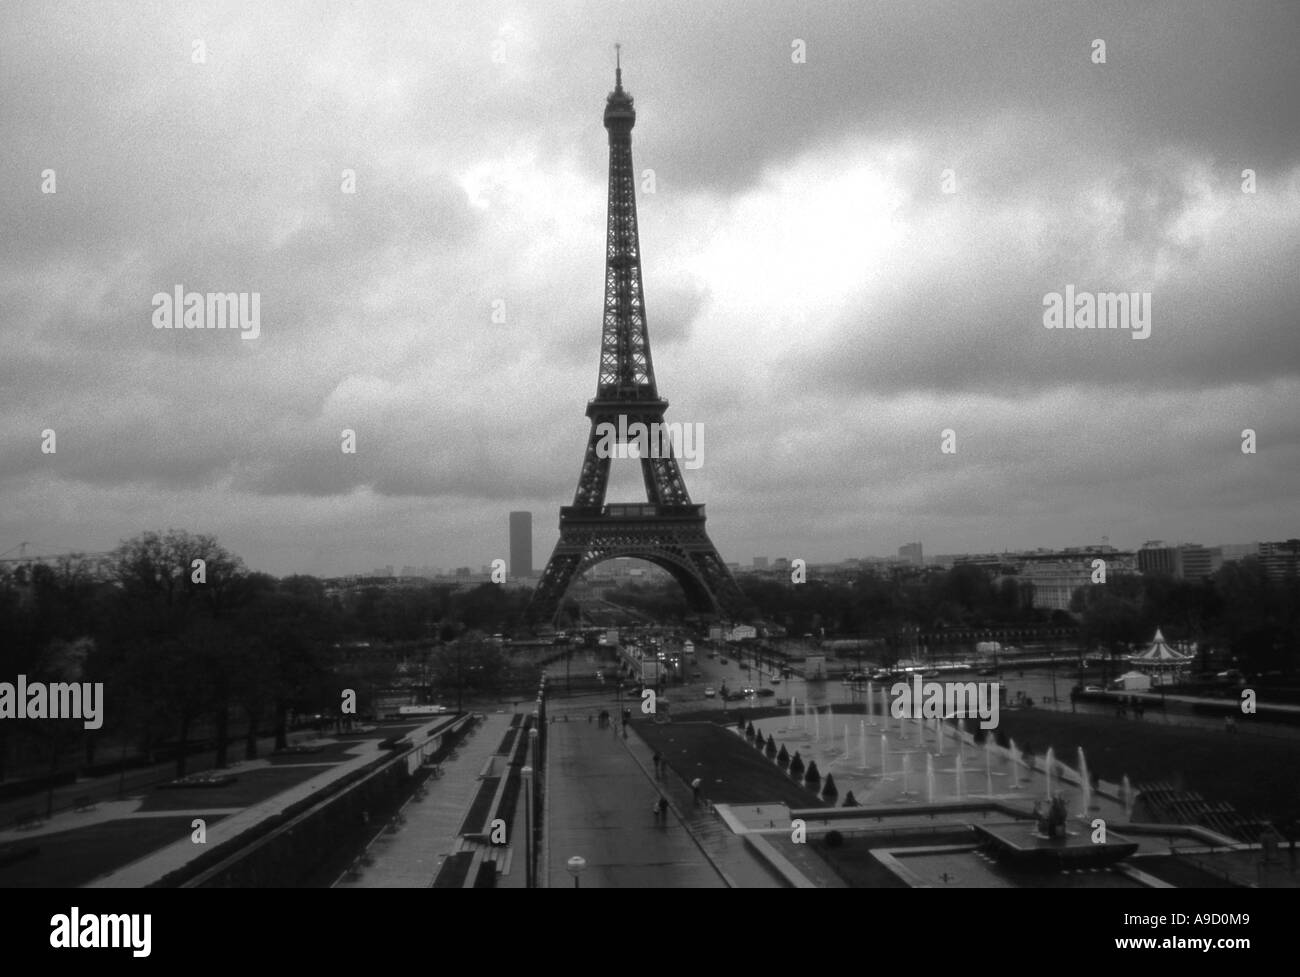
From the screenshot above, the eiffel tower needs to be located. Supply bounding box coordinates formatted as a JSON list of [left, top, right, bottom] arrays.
[[528, 54, 748, 626]]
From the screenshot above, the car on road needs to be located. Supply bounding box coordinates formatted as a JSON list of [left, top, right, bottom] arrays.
[[1083, 685, 1105, 693], [724, 690, 746, 701], [756, 688, 776, 698], [704, 687, 716, 698], [741, 687, 756, 697], [770, 676, 781, 684], [719, 657, 729, 664], [691, 670, 702, 679]]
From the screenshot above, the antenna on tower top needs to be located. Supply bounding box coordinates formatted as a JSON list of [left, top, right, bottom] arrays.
[[614, 42, 622, 88]]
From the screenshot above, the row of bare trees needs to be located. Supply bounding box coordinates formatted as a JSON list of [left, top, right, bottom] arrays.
[[1, 530, 534, 784]]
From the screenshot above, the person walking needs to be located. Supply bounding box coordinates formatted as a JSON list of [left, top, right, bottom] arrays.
[[691, 777, 702, 806], [652, 751, 662, 777], [657, 796, 669, 825]]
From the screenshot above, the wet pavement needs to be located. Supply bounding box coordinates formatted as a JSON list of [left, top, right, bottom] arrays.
[[342, 713, 512, 888], [544, 718, 727, 888]]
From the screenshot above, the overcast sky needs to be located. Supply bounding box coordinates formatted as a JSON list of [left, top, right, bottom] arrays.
[[2, 1, 1298, 578]]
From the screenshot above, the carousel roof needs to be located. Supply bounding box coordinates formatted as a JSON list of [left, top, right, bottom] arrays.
[[1129, 627, 1193, 663]]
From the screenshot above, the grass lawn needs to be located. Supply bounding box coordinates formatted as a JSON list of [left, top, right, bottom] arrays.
[[264, 740, 360, 764], [990, 711, 1300, 821], [0, 816, 227, 887], [774, 833, 946, 889], [137, 766, 331, 812], [634, 720, 829, 808]]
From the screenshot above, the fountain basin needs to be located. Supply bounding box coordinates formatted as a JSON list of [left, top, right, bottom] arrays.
[[974, 821, 1137, 869]]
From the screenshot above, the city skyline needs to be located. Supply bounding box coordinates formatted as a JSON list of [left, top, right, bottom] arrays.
[[3, 3, 1298, 579]]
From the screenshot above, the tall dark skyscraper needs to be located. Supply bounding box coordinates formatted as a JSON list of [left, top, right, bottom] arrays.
[[510, 511, 533, 578]]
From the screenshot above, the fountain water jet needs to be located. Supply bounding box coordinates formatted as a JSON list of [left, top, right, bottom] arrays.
[[1008, 738, 1023, 790], [843, 724, 850, 759], [926, 753, 936, 803], [1045, 747, 1055, 800], [1123, 775, 1133, 818], [880, 734, 889, 775], [985, 738, 993, 797], [901, 751, 914, 797], [955, 754, 964, 800], [867, 681, 875, 724], [859, 721, 868, 769], [935, 715, 943, 756], [814, 708, 821, 742]]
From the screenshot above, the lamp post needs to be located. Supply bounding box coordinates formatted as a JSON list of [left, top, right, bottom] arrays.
[[522, 765, 533, 888], [567, 855, 586, 888]]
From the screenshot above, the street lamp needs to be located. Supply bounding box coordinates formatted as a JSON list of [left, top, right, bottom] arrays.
[[567, 855, 586, 888], [522, 765, 533, 888]]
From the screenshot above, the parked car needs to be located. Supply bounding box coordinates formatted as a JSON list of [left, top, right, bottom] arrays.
[[719, 657, 729, 664], [704, 687, 716, 698]]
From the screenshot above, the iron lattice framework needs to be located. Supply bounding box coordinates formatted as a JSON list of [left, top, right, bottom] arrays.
[[528, 61, 748, 626]]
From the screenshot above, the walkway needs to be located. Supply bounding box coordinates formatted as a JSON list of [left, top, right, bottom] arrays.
[[545, 718, 728, 888], [622, 725, 785, 888], [343, 712, 511, 888]]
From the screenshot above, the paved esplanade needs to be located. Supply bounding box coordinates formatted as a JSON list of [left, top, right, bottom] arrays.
[[346, 712, 512, 887], [546, 719, 727, 888]]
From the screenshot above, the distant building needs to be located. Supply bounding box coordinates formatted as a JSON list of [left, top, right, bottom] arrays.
[[1016, 561, 1092, 611], [1137, 542, 1177, 576], [1139, 542, 1222, 581], [898, 542, 923, 565], [1176, 544, 1221, 582], [1218, 542, 1259, 564], [1259, 539, 1300, 581], [753, 556, 769, 569], [509, 511, 533, 578]]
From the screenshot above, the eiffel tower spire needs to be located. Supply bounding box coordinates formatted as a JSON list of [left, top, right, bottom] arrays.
[[527, 60, 749, 626], [598, 49, 655, 401]]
